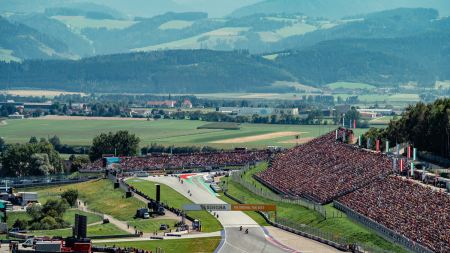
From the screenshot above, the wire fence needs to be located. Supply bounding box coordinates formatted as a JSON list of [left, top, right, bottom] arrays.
[[230, 165, 328, 217]]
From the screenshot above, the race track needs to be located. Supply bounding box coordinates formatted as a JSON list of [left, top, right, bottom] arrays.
[[144, 174, 292, 253]]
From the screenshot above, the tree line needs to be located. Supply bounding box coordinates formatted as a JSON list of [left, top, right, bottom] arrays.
[[363, 98, 450, 158]]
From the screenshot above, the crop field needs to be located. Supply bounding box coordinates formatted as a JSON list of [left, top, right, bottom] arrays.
[[326, 82, 376, 90], [197, 122, 241, 130], [0, 89, 86, 98], [1, 118, 339, 148]]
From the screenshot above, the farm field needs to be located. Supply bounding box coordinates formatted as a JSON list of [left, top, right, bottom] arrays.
[[126, 178, 222, 233], [220, 165, 407, 253], [96, 237, 221, 253], [0, 89, 86, 98], [326, 82, 376, 90], [0, 118, 341, 148]]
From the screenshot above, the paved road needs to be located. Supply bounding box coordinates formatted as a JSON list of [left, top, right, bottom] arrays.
[[145, 175, 292, 253]]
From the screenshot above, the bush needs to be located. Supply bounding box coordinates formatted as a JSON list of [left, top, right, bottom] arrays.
[[61, 189, 79, 207], [12, 219, 28, 230]]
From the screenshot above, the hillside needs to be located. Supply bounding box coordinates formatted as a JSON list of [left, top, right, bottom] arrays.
[[231, 0, 450, 18], [0, 50, 294, 93], [0, 17, 73, 61], [3, 8, 444, 58], [272, 8, 441, 51], [9, 14, 94, 57]]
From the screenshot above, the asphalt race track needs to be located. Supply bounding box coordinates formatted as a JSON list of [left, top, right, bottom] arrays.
[[145, 174, 293, 253]]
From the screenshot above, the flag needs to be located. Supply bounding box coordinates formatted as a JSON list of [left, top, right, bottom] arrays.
[[400, 159, 403, 172], [353, 119, 357, 129], [407, 145, 411, 159], [386, 141, 389, 153], [413, 148, 417, 161], [411, 162, 415, 176], [376, 139, 380, 152]]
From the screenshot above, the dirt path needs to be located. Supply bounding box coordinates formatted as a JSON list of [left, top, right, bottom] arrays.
[[211, 131, 307, 144]]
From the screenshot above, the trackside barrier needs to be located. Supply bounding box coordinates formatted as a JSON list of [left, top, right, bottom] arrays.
[[230, 166, 327, 218], [333, 201, 434, 253], [222, 191, 349, 252]]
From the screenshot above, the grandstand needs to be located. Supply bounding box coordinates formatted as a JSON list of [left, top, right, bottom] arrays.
[[82, 150, 271, 171], [256, 128, 393, 203], [339, 176, 450, 253]]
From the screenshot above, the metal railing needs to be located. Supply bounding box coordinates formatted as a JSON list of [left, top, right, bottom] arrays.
[[334, 201, 434, 253], [230, 165, 327, 217]]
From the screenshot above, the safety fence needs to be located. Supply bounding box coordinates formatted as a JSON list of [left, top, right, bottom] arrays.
[[222, 190, 349, 251], [333, 201, 434, 253], [230, 166, 328, 218]]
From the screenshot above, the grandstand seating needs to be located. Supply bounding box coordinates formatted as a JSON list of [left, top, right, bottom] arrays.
[[82, 150, 271, 171], [257, 129, 393, 204], [339, 176, 450, 253]]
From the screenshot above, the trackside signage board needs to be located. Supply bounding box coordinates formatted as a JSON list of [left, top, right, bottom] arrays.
[[183, 204, 231, 211], [183, 204, 276, 212], [231, 204, 276, 212]]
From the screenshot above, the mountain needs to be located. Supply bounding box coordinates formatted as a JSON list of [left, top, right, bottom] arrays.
[[0, 17, 73, 61], [9, 14, 94, 57], [230, 0, 450, 18], [272, 8, 440, 52], [0, 50, 294, 93], [273, 28, 450, 86], [1, 25, 449, 93]]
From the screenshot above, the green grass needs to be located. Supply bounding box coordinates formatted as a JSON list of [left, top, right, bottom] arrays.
[[31, 223, 125, 237], [1, 119, 336, 149], [96, 237, 221, 253], [23, 179, 144, 221], [6, 209, 102, 228], [126, 219, 177, 233], [327, 82, 376, 90], [126, 178, 222, 233], [221, 165, 407, 253], [197, 122, 240, 130]]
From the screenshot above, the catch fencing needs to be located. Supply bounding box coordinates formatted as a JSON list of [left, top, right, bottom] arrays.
[[334, 201, 434, 253], [230, 165, 327, 217]]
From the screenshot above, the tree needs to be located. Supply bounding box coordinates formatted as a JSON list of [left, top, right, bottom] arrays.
[[0, 141, 63, 176], [0, 137, 5, 153], [12, 219, 28, 230], [89, 131, 140, 161], [61, 189, 78, 207], [29, 136, 38, 144], [48, 135, 61, 149]]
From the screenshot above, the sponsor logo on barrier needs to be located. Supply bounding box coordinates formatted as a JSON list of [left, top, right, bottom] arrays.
[[231, 204, 276, 212]]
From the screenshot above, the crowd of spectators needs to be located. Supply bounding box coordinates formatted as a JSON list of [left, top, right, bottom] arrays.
[[83, 150, 271, 171], [339, 176, 450, 253], [257, 129, 393, 204]]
